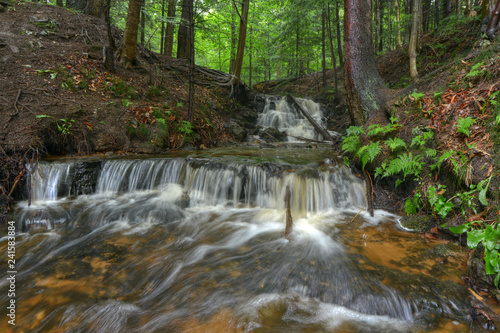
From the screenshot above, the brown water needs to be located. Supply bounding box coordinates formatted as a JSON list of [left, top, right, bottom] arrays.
[[0, 151, 487, 332]]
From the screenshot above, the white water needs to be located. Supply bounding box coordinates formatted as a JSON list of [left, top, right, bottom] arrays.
[[256, 96, 328, 141], [2, 153, 473, 332]]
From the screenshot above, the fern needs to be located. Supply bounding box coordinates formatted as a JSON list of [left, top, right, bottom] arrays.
[[382, 153, 423, 180], [410, 92, 425, 101], [465, 62, 484, 78], [346, 126, 364, 136], [385, 137, 407, 152], [431, 150, 454, 171], [357, 142, 381, 169], [342, 135, 360, 153], [456, 117, 476, 137], [367, 124, 398, 137]]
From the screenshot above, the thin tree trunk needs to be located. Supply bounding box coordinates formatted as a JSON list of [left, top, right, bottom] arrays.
[[296, 22, 300, 77], [164, 0, 176, 57], [322, 8, 327, 88], [187, 2, 194, 122], [233, 0, 249, 79], [335, 0, 344, 68], [104, 0, 115, 72], [160, 0, 165, 54], [375, 0, 380, 50], [409, 0, 421, 82], [379, 0, 384, 52], [395, 0, 402, 47], [230, 4, 237, 74], [140, 4, 145, 45], [327, 3, 338, 92]]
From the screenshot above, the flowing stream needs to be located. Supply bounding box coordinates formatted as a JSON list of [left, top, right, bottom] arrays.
[[0, 147, 476, 332]]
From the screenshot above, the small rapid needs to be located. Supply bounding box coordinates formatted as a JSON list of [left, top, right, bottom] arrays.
[[1, 148, 472, 332]]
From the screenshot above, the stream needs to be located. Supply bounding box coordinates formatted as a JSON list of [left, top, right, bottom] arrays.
[[0, 98, 483, 332]]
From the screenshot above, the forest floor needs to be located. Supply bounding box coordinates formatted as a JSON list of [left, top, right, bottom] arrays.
[[2, 0, 500, 316]]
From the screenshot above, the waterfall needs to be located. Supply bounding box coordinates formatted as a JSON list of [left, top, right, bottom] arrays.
[[256, 96, 326, 142], [28, 157, 365, 215]]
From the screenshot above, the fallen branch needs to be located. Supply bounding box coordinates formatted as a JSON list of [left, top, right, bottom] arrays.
[[284, 185, 293, 240], [286, 94, 338, 144]]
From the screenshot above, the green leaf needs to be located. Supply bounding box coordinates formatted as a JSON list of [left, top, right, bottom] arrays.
[[449, 224, 469, 234], [467, 229, 485, 249], [36, 114, 51, 119], [495, 274, 500, 288]]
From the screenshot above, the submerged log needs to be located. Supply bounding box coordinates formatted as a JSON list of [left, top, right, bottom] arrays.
[[285, 94, 338, 144]]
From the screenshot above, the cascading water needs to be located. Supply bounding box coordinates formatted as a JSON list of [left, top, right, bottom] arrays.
[[256, 96, 328, 142], [1, 148, 474, 332]]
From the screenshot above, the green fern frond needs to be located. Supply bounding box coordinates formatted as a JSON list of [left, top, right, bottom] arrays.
[[346, 126, 364, 136], [357, 142, 381, 169], [385, 138, 407, 152], [383, 153, 422, 180], [342, 135, 360, 153], [456, 117, 476, 137]]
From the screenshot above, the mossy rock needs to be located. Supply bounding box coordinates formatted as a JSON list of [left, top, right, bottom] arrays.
[[399, 214, 433, 232]]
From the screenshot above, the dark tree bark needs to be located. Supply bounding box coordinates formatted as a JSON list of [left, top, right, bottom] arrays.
[[409, 0, 421, 82], [119, 0, 143, 69], [344, 0, 391, 125], [378, 0, 384, 52], [104, 0, 115, 72], [164, 0, 176, 57], [230, 3, 237, 74], [233, 0, 250, 79], [56, 0, 63, 7], [395, 0, 403, 48], [177, 0, 193, 59], [188, 2, 194, 121], [423, 0, 431, 33]]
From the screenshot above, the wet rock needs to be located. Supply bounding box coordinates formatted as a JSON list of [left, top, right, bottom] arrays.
[[225, 120, 247, 142], [175, 193, 190, 209], [259, 127, 287, 142], [399, 214, 433, 232], [71, 161, 102, 196]]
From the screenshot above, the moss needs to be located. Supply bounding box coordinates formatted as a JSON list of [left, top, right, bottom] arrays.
[[399, 214, 433, 232]]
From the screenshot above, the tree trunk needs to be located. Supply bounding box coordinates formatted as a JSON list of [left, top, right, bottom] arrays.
[[160, 0, 165, 54], [344, 0, 390, 125], [177, 0, 192, 59], [486, 0, 500, 38], [404, 0, 411, 44], [374, 0, 380, 50], [104, 0, 115, 72], [120, 0, 142, 69], [335, 0, 344, 68], [327, 3, 338, 92], [409, 0, 421, 82], [322, 8, 327, 88], [187, 2, 194, 122], [379, 0, 384, 52], [395, 0, 402, 48], [230, 5, 237, 74], [140, 4, 145, 46], [233, 0, 249, 79], [56, 0, 63, 7], [164, 0, 176, 57]]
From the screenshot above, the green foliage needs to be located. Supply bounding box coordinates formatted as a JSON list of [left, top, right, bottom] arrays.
[[456, 116, 476, 137], [449, 220, 500, 287], [410, 92, 425, 101], [357, 142, 381, 169], [36, 115, 75, 135], [465, 62, 485, 78], [385, 137, 407, 152], [378, 153, 422, 180], [36, 69, 58, 79]]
